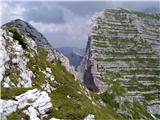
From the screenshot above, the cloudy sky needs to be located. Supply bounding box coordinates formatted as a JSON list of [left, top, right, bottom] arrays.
[[1, 1, 159, 49]]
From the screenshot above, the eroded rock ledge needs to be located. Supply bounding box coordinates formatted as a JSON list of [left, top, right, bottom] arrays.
[[78, 8, 160, 117]]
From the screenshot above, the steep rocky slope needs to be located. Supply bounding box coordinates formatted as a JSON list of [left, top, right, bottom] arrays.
[[0, 19, 123, 120], [79, 8, 160, 119], [58, 47, 84, 69]]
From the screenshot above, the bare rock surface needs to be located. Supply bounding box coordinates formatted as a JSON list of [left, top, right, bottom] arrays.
[[0, 89, 52, 119], [78, 8, 160, 117]]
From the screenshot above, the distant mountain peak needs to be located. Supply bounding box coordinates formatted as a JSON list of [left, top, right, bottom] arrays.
[[57, 47, 84, 69]]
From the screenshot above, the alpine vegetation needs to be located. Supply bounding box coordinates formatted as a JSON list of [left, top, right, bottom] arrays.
[[0, 8, 160, 120]]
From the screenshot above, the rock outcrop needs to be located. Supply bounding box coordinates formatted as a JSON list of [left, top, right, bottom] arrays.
[[1, 89, 52, 120], [0, 19, 121, 120], [0, 19, 77, 89], [84, 114, 95, 120], [79, 8, 160, 118], [0, 19, 84, 119]]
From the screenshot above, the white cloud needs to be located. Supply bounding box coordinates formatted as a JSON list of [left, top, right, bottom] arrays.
[[29, 12, 90, 48], [1, 1, 90, 48], [12, 4, 26, 17], [1, 1, 26, 24]]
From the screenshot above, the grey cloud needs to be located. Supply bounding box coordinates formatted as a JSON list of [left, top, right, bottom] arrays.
[[3, 1, 159, 24], [2, 1, 159, 49], [23, 2, 65, 23], [56, 2, 109, 16], [46, 32, 87, 49], [57, 1, 159, 17], [118, 1, 159, 12], [2, 1, 66, 24]]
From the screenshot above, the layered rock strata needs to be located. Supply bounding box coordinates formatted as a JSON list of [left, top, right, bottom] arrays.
[[79, 8, 160, 117]]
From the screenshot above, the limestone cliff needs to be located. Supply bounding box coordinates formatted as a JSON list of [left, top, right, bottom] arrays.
[[79, 8, 160, 118]]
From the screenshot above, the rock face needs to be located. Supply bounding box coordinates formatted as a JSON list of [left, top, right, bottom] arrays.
[[1, 89, 52, 120], [0, 19, 85, 119], [0, 19, 66, 119], [79, 8, 160, 118], [58, 47, 84, 69], [0, 19, 77, 89]]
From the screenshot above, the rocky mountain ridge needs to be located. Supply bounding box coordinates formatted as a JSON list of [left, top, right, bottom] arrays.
[[0, 19, 123, 120], [0, 19, 77, 119], [78, 8, 160, 119]]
